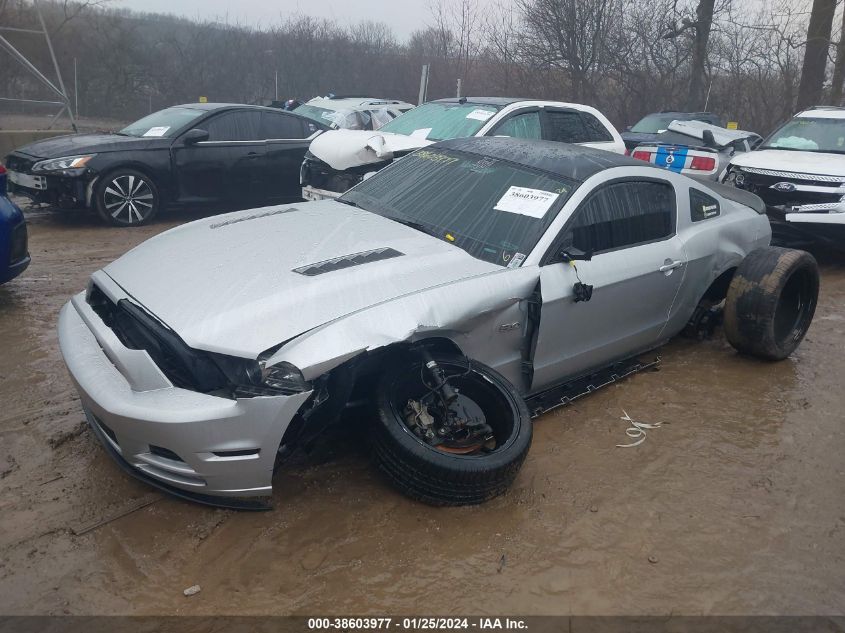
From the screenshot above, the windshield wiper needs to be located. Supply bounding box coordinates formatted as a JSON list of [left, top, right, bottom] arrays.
[[335, 198, 361, 208], [388, 216, 444, 240]]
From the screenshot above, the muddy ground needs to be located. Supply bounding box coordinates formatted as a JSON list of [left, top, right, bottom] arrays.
[[0, 200, 843, 616]]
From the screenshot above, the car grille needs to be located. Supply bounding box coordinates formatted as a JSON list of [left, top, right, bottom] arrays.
[[738, 169, 844, 209], [87, 284, 227, 392], [9, 222, 28, 264]]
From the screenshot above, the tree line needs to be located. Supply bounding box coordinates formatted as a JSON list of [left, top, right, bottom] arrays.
[[0, 0, 838, 134]]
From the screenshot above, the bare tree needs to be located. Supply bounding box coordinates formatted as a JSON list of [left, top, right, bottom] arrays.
[[796, 0, 836, 109]]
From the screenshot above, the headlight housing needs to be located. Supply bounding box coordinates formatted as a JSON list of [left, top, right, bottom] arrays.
[[32, 154, 96, 172], [213, 355, 311, 397], [262, 362, 311, 393]]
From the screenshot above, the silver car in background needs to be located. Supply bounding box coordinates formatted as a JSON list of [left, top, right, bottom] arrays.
[[58, 137, 818, 509]]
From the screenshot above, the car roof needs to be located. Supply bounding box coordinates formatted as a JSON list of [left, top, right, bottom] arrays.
[[432, 97, 530, 106], [304, 97, 414, 110], [171, 103, 283, 112], [796, 106, 845, 119], [432, 136, 644, 182]]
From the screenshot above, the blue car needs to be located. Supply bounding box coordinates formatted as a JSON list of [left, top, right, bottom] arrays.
[[0, 164, 30, 284]]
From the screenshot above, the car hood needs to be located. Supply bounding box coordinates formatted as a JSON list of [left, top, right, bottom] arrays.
[[103, 200, 502, 357], [12, 133, 161, 159], [308, 129, 432, 170], [729, 148, 845, 177]]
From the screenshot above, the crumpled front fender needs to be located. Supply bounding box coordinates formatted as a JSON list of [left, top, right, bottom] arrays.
[[265, 266, 541, 388]]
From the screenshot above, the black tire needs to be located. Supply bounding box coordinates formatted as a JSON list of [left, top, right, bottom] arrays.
[[724, 246, 819, 361], [372, 353, 532, 506], [95, 168, 160, 227]]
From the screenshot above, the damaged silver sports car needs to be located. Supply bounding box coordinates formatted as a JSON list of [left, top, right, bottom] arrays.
[[58, 137, 819, 509]]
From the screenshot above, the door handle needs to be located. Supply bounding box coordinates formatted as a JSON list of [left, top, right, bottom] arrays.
[[659, 259, 684, 274]]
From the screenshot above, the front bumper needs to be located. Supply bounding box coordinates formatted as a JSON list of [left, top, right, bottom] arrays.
[[6, 168, 94, 208], [58, 294, 312, 507]]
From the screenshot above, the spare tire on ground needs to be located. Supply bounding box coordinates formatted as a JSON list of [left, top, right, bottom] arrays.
[[372, 353, 532, 506], [724, 246, 819, 361]]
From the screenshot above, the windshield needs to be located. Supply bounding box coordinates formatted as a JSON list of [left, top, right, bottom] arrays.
[[630, 114, 681, 134], [762, 117, 845, 153], [379, 102, 502, 141], [120, 107, 205, 138], [340, 148, 577, 266]]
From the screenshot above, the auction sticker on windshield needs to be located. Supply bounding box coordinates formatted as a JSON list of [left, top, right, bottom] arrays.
[[494, 186, 559, 218], [465, 109, 496, 122], [142, 126, 170, 137]]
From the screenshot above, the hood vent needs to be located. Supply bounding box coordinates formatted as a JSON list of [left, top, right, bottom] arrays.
[[210, 207, 298, 229], [293, 247, 404, 276]]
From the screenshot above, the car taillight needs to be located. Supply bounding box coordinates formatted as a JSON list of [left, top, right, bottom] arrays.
[[0, 165, 6, 175], [690, 156, 716, 171], [632, 150, 652, 162]]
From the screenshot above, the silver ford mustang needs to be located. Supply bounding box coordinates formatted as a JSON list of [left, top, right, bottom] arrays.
[[58, 137, 819, 509]]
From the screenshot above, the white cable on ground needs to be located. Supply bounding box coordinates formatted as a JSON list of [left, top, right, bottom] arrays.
[[616, 409, 662, 448]]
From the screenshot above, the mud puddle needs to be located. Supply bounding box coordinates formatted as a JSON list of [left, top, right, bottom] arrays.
[[1, 203, 844, 615]]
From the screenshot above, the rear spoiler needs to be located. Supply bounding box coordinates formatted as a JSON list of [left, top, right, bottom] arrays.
[[634, 142, 718, 154], [689, 175, 766, 214]]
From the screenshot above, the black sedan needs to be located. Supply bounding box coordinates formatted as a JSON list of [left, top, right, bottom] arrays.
[[3, 103, 327, 226]]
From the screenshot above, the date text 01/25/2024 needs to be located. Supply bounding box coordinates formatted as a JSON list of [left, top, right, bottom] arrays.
[[307, 618, 528, 630]]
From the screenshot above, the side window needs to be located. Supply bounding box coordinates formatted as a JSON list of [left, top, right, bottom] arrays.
[[204, 111, 262, 142], [563, 181, 676, 254], [580, 113, 614, 142], [260, 112, 308, 139], [493, 111, 542, 139], [545, 110, 589, 143], [689, 188, 720, 222]]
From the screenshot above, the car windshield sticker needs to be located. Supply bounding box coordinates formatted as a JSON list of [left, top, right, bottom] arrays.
[[494, 186, 559, 218], [410, 127, 433, 139], [465, 109, 496, 122], [142, 126, 170, 137], [415, 150, 459, 165], [507, 252, 526, 268]]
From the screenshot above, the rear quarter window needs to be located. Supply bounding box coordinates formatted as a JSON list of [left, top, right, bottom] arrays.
[[690, 189, 721, 222]]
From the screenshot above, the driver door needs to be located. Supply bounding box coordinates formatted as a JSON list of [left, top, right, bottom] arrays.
[[530, 178, 687, 393]]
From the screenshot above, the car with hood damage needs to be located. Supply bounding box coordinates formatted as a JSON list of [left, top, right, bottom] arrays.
[[294, 95, 415, 131], [300, 97, 625, 202], [58, 137, 819, 510], [722, 106, 845, 250], [631, 120, 761, 180]]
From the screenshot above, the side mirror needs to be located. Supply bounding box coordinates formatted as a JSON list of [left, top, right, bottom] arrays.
[[624, 125, 632, 132], [182, 128, 209, 145], [560, 246, 593, 262]]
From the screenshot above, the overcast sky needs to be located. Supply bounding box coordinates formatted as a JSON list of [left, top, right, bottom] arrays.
[[110, 0, 479, 39]]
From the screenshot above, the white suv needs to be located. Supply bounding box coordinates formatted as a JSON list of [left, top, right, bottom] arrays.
[[722, 106, 845, 249], [295, 96, 415, 132], [300, 97, 625, 201]]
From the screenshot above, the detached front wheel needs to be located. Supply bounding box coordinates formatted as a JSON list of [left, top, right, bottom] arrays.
[[724, 246, 819, 360], [372, 353, 532, 506]]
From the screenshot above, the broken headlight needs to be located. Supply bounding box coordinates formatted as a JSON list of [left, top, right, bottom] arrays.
[[262, 362, 311, 393], [213, 356, 311, 397]]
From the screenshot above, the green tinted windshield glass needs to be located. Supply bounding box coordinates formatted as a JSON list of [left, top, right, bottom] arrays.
[[340, 148, 577, 266], [763, 117, 845, 153], [379, 102, 502, 141], [120, 107, 205, 138]]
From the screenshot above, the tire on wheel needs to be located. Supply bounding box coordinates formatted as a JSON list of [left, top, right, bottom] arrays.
[[723, 246, 819, 361], [371, 352, 532, 506], [95, 168, 160, 227]]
